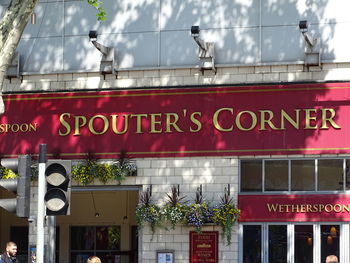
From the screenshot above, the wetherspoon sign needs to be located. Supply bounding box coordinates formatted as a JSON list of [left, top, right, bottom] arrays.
[[239, 194, 350, 222], [1, 82, 350, 158]]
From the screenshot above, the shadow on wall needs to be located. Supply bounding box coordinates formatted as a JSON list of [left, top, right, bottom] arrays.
[[0, 0, 341, 72]]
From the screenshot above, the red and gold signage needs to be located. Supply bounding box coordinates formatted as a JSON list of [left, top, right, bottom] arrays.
[[190, 231, 218, 263], [239, 194, 350, 222], [1, 82, 350, 158]]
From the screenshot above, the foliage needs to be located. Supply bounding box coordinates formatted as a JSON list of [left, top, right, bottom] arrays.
[[135, 188, 162, 235], [212, 189, 240, 245], [85, 0, 107, 21], [163, 186, 187, 229], [0, 166, 16, 179], [72, 158, 97, 185], [185, 188, 213, 233], [71, 153, 137, 185]]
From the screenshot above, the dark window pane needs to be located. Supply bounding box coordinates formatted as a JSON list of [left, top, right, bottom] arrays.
[[346, 160, 350, 190], [318, 159, 343, 191], [268, 225, 287, 263], [241, 160, 262, 192], [10, 227, 28, 263], [96, 226, 120, 250], [291, 160, 315, 191], [71, 226, 95, 250], [243, 225, 261, 263], [265, 160, 288, 191], [295, 225, 313, 263], [321, 225, 339, 262]]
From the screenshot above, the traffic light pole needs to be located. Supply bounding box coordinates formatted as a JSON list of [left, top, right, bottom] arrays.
[[36, 144, 46, 263]]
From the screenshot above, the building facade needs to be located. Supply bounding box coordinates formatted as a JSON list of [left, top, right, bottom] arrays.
[[1, 0, 350, 263]]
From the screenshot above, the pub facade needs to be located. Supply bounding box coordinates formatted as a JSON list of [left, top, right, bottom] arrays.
[[1, 0, 350, 263]]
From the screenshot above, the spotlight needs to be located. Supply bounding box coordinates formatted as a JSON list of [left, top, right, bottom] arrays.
[[191, 26, 200, 36], [88, 30, 116, 75], [298, 20, 308, 32], [190, 25, 216, 74], [89, 30, 98, 41], [298, 20, 321, 67]]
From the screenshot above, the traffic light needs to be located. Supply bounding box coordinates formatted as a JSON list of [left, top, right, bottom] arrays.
[[44, 160, 71, 215], [0, 155, 31, 217]]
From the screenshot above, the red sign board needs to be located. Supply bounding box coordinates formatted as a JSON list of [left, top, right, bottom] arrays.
[[1, 82, 350, 158], [239, 194, 350, 222], [190, 231, 218, 263]]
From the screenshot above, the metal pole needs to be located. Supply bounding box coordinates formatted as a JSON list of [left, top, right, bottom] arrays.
[[36, 144, 46, 263], [47, 216, 56, 263]]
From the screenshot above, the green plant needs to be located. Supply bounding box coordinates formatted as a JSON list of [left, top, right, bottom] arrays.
[[163, 186, 187, 229], [135, 188, 162, 235], [185, 188, 212, 233], [72, 158, 97, 185], [212, 189, 240, 245], [71, 152, 137, 185], [0, 166, 16, 179]]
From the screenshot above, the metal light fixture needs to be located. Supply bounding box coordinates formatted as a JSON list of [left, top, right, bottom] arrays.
[[298, 20, 321, 67], [89, 30, 117, 76], [91, 192, 100, 217], [31, 12, 36, 25], [191, 26, 216, 74]]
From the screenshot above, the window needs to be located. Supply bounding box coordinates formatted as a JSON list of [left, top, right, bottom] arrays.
[[240, 158, 347, 193], [318, 159, 343, 191], [265, 160, 288, 191], [70, 226, 121, 263], [241, 160, 262, 192], [243, 225, 261, 263]]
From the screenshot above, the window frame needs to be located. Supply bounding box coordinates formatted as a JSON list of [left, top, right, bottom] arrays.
[[239, 158, 349, 194]]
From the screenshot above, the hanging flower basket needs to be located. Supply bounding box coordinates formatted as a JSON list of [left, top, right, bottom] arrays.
[[212, 189, 240, 245], [163, 186, 187, 229], [135, 188, 162, 235], [185, 188, 213, 233]]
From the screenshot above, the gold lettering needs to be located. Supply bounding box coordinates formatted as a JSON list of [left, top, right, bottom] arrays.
[[150, 113, 162, 133], [213, 108, 233, 132], [325, 204, 333, 212], [321, 108, 341, 129], [260, 110, 280, 130], [190, 112, 202, 132], [267, 203, 278, 212], [333, 204, 342, 213], [11, 124, 19, 132], [29, 123, 37, 132], [89, 115, 109, 135], [111, 114, 129, 134], [236, 111, 257, 131], [74, 115, 87, 136], [130, 114, 148, 134], [165, 113, 183, 133], [280, 109, 300, 129], [343, 204, 350, 212], [300, 204, 306, 212], [59, 113, 71, 136], [304, 109, 318, 129]]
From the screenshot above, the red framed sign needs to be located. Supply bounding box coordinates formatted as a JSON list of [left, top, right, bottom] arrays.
[[1, 82, 350, 158], [239, 194, 350, 222], [189, 231, 218, 263]]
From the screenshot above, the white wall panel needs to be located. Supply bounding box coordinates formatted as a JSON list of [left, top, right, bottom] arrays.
[[22, 2, 63, 38], [1, 0, 349, 72], [64, 32, 159, 70], [262, 26, 304, 62], [64, 0, 159, 36], [160, 0, 260, 30], [18, 37, 63, 73]]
